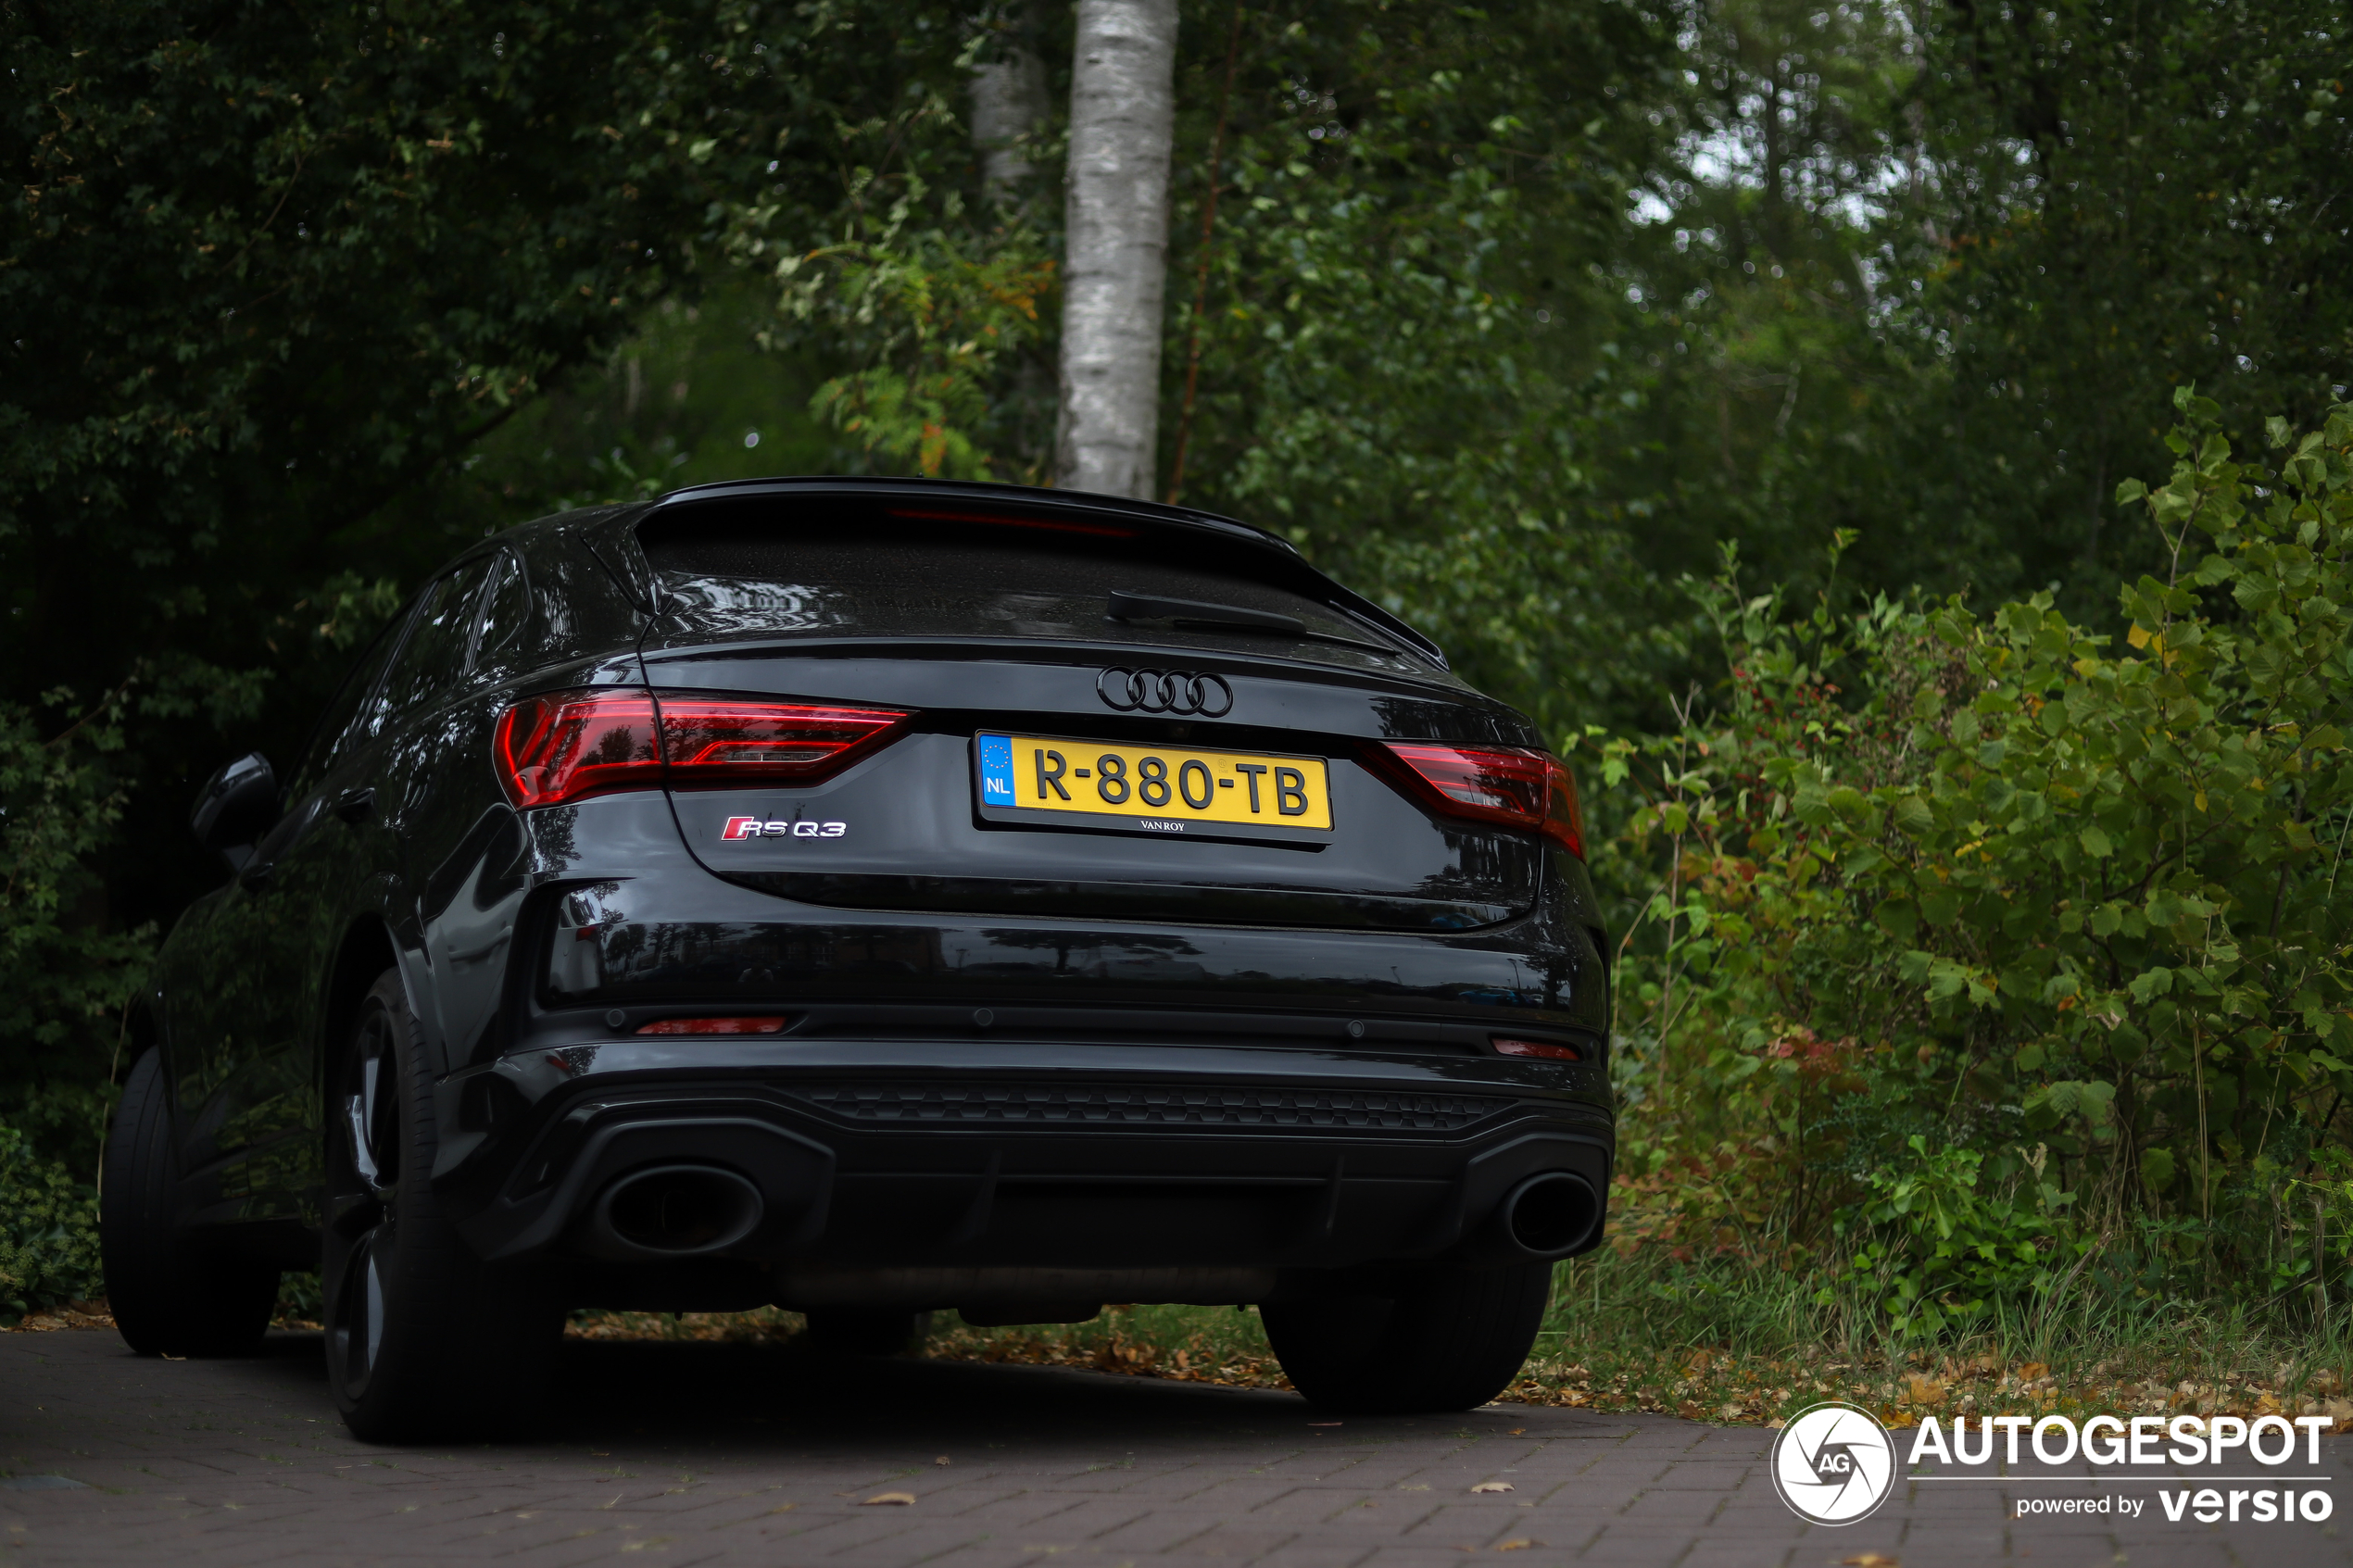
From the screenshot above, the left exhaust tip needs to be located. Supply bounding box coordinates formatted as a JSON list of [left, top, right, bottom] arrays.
[[583, 1163, 764, 1260]]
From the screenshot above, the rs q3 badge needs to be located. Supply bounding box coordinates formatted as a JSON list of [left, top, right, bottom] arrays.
[[721, 818, 846, 841]]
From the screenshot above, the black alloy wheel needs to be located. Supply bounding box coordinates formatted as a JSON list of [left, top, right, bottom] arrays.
[[99, 1045, 278, 1357], [1259, 1261, 1554, 1413], [322, 970, 562, 1441]]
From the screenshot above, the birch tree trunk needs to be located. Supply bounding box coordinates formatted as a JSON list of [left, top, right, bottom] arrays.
[[1054, 0, 1178, 499], [968, 8, 1049, 204]]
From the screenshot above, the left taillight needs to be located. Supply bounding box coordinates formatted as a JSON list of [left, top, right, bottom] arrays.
[[1368, 742, 1585, 859], [494, 691, 661, 809], [493, 690, 911, 809]]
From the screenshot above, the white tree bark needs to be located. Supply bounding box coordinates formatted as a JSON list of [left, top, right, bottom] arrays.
[[1054, 0, 1178, 500], [969, 15, 1048, 202]]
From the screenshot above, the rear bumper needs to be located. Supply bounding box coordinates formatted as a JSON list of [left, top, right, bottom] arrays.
[[439, 1035, 1612, 1278]]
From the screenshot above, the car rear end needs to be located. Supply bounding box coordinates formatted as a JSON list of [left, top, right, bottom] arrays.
[[439, 482, 1613, 1348]]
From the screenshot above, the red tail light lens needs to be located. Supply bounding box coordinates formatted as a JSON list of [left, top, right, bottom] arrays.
[[654, 698, 908, 784], [494, 690, 911, 809], [1371, 742, 1585, 859], [495, 692, 661, 809]]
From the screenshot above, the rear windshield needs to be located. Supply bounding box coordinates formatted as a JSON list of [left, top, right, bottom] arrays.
[[637, 501, 1437, 675]]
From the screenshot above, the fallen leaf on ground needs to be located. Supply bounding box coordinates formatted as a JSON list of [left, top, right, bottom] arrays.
[[1839, 1554, 1900, 1567], [1494, 1539, 1539, 1552], [1904, 1376, 1946, 1407], [862, 1492, 916, 1507], [1508, 1428, 1526, 1436], [2014, 1362, 2047, 1381], [1469, 1481, 1514, 1494]]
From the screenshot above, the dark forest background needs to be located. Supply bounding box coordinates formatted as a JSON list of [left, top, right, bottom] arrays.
[[6, 0, 2351, 1334]]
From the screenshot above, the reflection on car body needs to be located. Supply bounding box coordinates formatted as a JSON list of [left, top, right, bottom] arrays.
[[102, 478, 1614, 1441]]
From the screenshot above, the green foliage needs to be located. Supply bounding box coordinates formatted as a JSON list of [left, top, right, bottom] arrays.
[[1905, 0, 2353, 605], [1159, 2, 1689, 735], [0, 689, 154, 1173], [795, 236, 1058, 479], [2, 0, 989, 921], [712, 7, 1064, 482], [1829, 1135, 2083, 1341], [1593, 396, 2353, 1329], [3, 0, 726, 692], [0, 1125, 103, 1321]]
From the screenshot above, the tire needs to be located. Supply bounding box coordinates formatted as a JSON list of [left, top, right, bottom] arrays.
[[100, 1046, 279, 1357], [803, 1307, 931, 1356], [1261, 1262, 1554, 1414], [322, 970, 562, 1442]]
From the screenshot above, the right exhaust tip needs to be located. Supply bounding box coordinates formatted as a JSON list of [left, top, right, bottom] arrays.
[[586, 1163, 764, 1260], [1499, 1171, 1602, 1258]]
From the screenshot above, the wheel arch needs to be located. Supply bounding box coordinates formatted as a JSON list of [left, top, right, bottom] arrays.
[[319, 917, 403, 1094]]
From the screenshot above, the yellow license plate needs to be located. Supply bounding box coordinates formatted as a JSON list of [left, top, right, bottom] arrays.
[[975, 733, 1334, 834]]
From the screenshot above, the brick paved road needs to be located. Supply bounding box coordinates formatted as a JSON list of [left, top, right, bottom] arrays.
[[0, 1330, 2344, 1566]]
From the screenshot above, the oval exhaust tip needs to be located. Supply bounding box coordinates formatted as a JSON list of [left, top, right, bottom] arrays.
[[591, 1163, 764, 1259], [1501, 1172, 1600, 1258]]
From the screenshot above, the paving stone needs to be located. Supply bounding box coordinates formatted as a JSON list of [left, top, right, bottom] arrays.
[[3, 1331, 2350, 1565]]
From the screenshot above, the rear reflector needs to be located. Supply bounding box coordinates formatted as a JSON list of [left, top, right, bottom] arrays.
[[494, 690, 910, 809], [1370, 743, 1585, 859], [1493, 1037, 1583, 1063], [635, 1016, 792, 1035]]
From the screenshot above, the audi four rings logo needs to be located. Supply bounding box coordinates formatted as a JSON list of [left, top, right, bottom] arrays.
[[1096, 668, 1234, 717]]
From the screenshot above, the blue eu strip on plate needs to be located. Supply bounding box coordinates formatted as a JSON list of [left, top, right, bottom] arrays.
[[977, 734, 1015, 805]]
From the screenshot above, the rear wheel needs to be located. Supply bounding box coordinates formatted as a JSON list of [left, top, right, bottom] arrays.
[[100, 1046, 278, 1357], [323, 970, 562, 1442], [1261, 1263, 1553, 1413], [802, 1307, 931, 1356]]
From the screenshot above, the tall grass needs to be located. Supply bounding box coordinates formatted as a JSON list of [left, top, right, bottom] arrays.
[[1529, 1242, 2353, 1426]]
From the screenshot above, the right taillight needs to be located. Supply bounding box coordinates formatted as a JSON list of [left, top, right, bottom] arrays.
[[1369, 742, 1585, 859], [494, 690, 911, 809]]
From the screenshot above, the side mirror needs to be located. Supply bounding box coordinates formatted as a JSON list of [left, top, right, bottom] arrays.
[[191, 753, 279, 872]]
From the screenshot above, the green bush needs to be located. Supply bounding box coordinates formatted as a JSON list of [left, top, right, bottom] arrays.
[[1589, 390, 2353, 1325], [0, 1124, 102, 1320]]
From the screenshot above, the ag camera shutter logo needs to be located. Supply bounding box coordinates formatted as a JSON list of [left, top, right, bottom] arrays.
[[1770, 1400, 1897, 1524]]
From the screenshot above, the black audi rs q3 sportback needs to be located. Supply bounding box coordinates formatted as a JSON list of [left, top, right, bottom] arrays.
[[100, 479, 1613, 1440]]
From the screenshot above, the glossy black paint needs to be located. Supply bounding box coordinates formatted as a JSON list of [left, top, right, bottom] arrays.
[[147, 479, 1614, 1300]]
